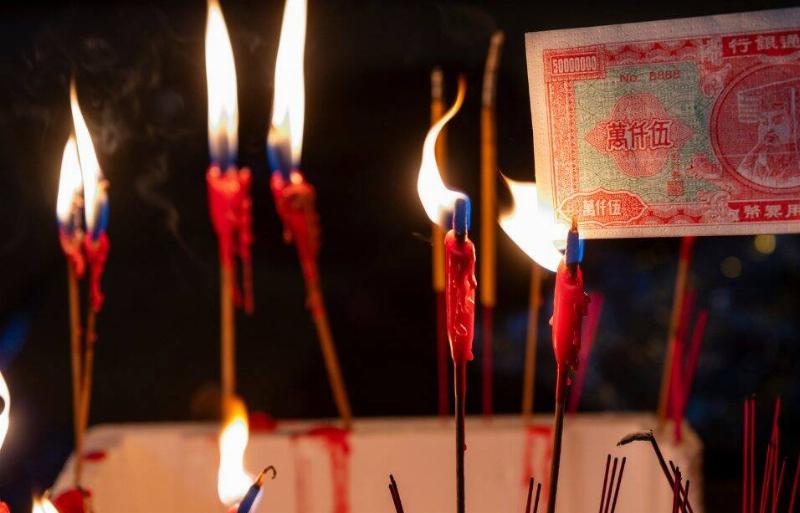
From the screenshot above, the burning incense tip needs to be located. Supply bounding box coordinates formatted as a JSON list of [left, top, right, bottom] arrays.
[[617, 430, 654, 446]]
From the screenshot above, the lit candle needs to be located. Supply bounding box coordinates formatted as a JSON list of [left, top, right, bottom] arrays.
[[205, 0, 254, 417], [498, 180, 589, 513], [218, 399, 255, 513], [69, 80, 109, 492], [266, 0, 352, 429], [498, 177, 567, 419], [416, 75, 474, 513]]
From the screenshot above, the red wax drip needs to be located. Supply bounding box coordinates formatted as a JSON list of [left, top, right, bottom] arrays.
[[270, 172, 323, 318], [294, 426, 351, 513], [567, 292, 604, 414], [59, 229, 86, 278], [84, 232, 110, 313], [0, 502, 8, 513], [83, 450, 107, 462], [444, 231, 476, 365], [550, 260, 589, 374], [53, 488, 92, 513], [207, 166, 255, 313], [521, 425, 553, 502]]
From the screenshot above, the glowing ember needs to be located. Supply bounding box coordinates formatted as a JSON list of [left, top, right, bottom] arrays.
[[218, 398, 253, 507], [205, 0, 239, 168], [498, 176, 567, 272], [416, 77, 467, 227]]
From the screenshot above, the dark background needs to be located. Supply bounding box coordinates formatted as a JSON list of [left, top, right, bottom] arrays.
[[1, 0, 799, 511]]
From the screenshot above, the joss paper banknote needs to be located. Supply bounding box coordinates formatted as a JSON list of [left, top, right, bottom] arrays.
[[526, 8, 800, 238]]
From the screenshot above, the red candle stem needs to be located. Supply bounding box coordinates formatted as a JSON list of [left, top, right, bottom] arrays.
[[444, 231, 476, 365], [550, 260, 589, 373]]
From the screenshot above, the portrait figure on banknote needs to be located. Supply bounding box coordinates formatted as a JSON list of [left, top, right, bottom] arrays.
[[734, 78, 800, 188], [526, 9, 800, 238]]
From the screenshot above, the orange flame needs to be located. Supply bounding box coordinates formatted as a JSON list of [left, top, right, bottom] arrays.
[[205, 0, 239, 167], [217, 398, 252, 506]]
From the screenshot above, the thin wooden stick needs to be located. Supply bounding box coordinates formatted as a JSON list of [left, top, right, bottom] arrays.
[[522, 264, 543, 420], [770, 458, 786, 513], [533, 482, 542, 513], [598, 455, 611, 513], [546, 367, 568, 513], [76, 308, 97, 486], [431, 67, 448, 417], [309, 287, 352, 429], [388, 474, 405, 513], [750, 396, 756, 513], [744, 398, 751, 513], [220, 263, 236, 414], [604, 458, 619, 513], [525, 477, 535, 513], [787, 454, 800, 513], [610, 457, 627, 513], [658, 237, 694, 421], [455, 361, 467, 513], [67, 264, 83, 487], [479, 30, 504, 417]]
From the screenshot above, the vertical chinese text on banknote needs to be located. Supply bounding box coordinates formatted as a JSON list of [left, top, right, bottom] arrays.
[[526, 8, 800, 238]]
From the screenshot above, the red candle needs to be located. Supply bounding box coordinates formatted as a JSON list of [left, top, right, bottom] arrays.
[[444, 229, 476, 367]]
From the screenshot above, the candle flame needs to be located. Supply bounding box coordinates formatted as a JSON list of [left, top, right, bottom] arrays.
[[416, 76, 467, 226], [217, 398, 252, 506], [206, 0, 239, 168], [268, 0, 307, 171], [32, 497, 59, 513], [498, 177, 567, 273], [56, 137, 83, 227], [70, 81, 105, 236], [0, 370, 8, 453]]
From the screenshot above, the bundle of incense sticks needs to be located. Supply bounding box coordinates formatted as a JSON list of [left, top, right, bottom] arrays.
[[524, 477, 543, 513], [597, 454, 627, 513], [742, 397, 800, 513], [666, 290, 708, 442]]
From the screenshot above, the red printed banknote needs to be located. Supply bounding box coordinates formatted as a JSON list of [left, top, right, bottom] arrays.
[[526, 9, 800, 238]]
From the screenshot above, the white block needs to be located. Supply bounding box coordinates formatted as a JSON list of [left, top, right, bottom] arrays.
[[54, 413, 702, 513]]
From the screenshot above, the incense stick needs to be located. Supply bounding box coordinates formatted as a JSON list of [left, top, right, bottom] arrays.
[[455, 361, 467, 513], [522, 264, 542, 420], [658, 237, 695, 422], [610, 458, 627, 513], [787, 454, 799, 513], [388, 474, 405, 513], [431, 67, 448, 418], [546, 367, 568, 513], [617, 431, 694, 513], [598, 455, 611, 513], [479, 30, 504, 417], [525, 477, 542, 513], [744, 398, 751, 513], [67, 264, 83, 487], [76, 308, 97, 486], [309, 288, 352, 429], [221, 263, 236, 413]]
